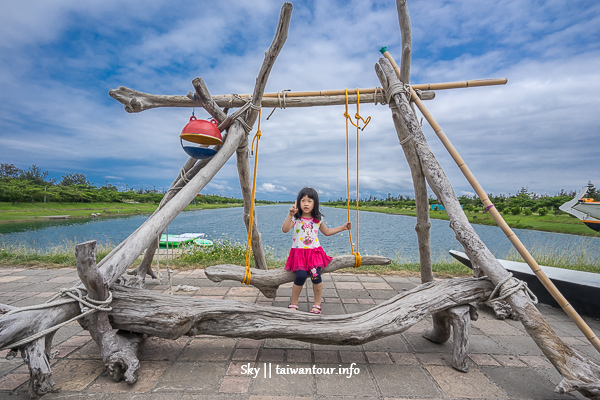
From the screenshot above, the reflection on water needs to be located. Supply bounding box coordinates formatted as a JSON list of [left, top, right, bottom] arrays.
[[1, 204, 599, 263]]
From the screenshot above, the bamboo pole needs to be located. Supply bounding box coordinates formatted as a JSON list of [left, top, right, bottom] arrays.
[[216, 78, 508, 100], [398, 67, 600, 353]]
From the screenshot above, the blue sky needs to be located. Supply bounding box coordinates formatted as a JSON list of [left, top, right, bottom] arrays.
[[1, 0, 599, 201]]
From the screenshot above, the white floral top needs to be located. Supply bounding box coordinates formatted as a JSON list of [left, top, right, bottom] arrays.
[[291, 217, 322, 249]]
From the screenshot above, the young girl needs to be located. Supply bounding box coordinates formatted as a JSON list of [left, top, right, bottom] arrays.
[[282, 187, 351, 314]]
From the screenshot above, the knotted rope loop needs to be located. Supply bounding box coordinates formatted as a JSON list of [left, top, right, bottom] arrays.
[[353, 252, 362, 268], [266, 89, 291, 120], [484, 273, 538, 305], [484, 204, 495, 213], [1, 287, 113, 350]]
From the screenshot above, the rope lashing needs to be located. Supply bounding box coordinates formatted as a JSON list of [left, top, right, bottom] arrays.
[[1, 287, 113, 350], [484, 204, 495, 213], [373, 86, 387, 106], [344, 88, 371, 268], [266, 89, 291, 120], [243, 109, 263, 285], [484, 273, 538, 306], [385, 81, 412, 104]]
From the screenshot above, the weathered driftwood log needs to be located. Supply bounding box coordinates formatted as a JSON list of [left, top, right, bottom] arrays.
[[422, 305, 476, 372], [108, 87, 435, 113], [376, 57, 600, 399], [107, 277, 493, 342], [205, 254, 392, 298], [76, 241, 143, 384], [393, 0, 433, 284], [21, 336, 57, 398]]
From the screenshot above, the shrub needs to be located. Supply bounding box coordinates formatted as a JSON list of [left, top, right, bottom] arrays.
[[511, 206, 521, 215], [523, 207, 532, 216], [538, 207, 548, 216]]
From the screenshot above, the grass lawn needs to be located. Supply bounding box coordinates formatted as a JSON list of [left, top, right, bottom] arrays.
[[0, 202, 241, 223], [351, 205, 600, 237]]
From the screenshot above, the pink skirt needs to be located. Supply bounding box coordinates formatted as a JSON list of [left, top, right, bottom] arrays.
[[285, 247, 333, 272]]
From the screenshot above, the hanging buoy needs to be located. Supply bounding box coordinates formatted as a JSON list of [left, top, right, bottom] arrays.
[[179, 116, 223, 159]]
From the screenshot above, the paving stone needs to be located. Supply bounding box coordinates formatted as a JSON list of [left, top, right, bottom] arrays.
[[343, 303, 373, 313], [232, 347, 259, 361], [0, 359, 21, 376], [153, 361, 226, 393], [287, 349, 312, 363], [365, 351, 393, 364], [471, 318, 525, 336], [314, 363, 375, 397], [0, 276, 26, 283], [482, 366, 576, 399], [51, 359, 105, 391], [87, 361, 169, 393], [362, 335, 410, 352], [237, 338, 263, 349], [403, 332, 453, 353], [138, 337, 189, 361], [426, 365, 508, 399], [495, 334, 544, 356], [313, 350, 338, 364], [469, 353, 501, 366], [226, 361, 255, 376], [0, 372, 29, 391], [334, 281, 364, 290], [416, 352, 452, 366], [492, 354, 528, 367], [468, 332, 511, 355], [219, 376, 251, 394], [389, 352, 419, 365], [367, 289, 397, 299], [250, 363, 314, 396], [337, 289, 371, 299], [264, 338, 310, 349], [371, 364, 442, 398], [178, 337, 236, 361], [339, 350, 366, 364], [67, 341, 102, 360]]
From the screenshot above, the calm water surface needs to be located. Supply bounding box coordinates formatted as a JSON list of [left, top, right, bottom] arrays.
[[1, 204, 599, 263]]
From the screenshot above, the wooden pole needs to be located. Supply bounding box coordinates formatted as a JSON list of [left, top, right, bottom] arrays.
[[406, 75, 600, 353]]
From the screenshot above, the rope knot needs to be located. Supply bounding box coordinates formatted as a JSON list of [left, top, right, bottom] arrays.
[[485, 273, 538, 305]]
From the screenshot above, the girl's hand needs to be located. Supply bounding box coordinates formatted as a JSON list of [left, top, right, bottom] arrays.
[[289, 205, 298, 216], [344, 221, 352, 230]]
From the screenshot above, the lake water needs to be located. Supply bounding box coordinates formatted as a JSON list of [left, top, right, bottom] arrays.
[[1, 204, 599, 263]]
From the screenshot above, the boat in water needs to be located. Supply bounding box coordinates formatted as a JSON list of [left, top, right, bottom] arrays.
[[159, 233, 213, 248], [559, 186, 600, 232], [449, 250, 600, 318]]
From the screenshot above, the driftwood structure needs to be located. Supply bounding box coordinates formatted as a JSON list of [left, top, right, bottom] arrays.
[[1, 1, 599, 399]]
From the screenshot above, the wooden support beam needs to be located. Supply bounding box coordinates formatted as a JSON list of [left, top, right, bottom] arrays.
[[108, 77, 508, 114]]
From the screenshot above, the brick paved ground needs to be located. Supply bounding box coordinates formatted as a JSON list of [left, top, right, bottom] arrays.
[[0, 267, 598, 399]]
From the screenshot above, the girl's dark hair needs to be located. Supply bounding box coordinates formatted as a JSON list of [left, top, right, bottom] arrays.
[[294, 187, 323, 221]]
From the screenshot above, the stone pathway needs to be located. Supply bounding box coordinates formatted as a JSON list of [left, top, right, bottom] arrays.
[[0, 266, 598, 399]]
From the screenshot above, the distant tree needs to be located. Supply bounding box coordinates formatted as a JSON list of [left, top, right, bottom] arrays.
[[19, 165, 55, 185], [0, 163, 21, 179], [59, 172, 89, 186], [586, 181, 599, 200]]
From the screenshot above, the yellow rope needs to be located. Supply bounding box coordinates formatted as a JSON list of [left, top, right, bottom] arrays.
[[243, 109, 262, 285], [344, 89, 370, 268]]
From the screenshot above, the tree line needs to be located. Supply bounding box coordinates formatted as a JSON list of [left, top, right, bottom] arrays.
[[324, 182, 599, 216], [0, 163, 248, 205]]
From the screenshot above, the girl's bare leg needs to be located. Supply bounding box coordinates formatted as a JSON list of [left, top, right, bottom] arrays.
[[313, 282, 322, 306], [290, 283, 303, 306]]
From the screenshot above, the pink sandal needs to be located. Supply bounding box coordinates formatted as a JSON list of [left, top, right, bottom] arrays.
[[309, 304, 322, 314], [288, 304, 298, 311]]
